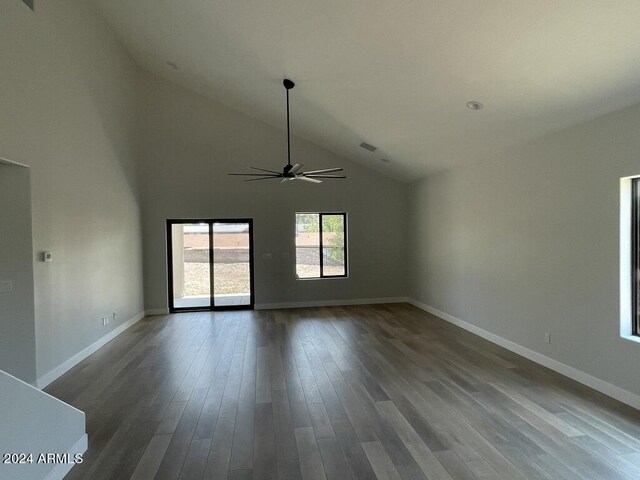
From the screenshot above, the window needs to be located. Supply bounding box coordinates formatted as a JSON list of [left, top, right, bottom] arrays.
[[633, 178, 640, 335], [295, 212, 347, 279]]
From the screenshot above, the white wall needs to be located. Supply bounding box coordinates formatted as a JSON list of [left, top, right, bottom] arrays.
[[0, 1, 144, 382], [409, 102, 640, 398], [0, 164, 36, 384], [138, 73, 408, 310]]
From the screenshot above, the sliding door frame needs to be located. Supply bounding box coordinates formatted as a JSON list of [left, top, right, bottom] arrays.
[[166, 218, 255, 312]]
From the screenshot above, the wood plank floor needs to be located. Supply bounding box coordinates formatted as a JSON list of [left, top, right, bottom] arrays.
[[46, 304, 640, 480]]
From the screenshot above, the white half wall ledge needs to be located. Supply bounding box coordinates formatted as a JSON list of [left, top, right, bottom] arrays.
[[0, 156, 29, 167], [408, 298, 640, 411], [254, 297, 409, 310], [36, 311, 145, 389], [1, 370, 86, 480], [43, 434, 88, 480]]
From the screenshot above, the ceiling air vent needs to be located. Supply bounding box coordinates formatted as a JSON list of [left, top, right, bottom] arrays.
[[360, 142, 377, 152]]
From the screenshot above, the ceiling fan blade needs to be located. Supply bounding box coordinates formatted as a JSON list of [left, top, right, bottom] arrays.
[[245, 176, 281, 182], [296, 176, 322, 184], [301, 167, 343, 175], [247, 166, 282, 174], [302, 175, 346, 179], [233, 82, 338, 187], [229, 173, 281, 177]]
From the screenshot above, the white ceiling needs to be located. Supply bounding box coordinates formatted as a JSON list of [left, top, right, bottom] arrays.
[[90, 0, 640, 181]]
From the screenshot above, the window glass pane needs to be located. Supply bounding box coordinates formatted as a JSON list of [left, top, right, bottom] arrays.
[[172, 223, 211, 308], [297, 247, 320, 278], [634, 179, 640, 334], [322, 215, 345, 276], [213, 222, 251, 307], [322, 247, 345, 276], [296, 213, 320, 278], [296, 214, 320, 246], [321, 215, 345, 247]]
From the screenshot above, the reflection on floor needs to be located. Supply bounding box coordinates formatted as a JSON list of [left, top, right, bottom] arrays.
[[174, 294, 251, 308]]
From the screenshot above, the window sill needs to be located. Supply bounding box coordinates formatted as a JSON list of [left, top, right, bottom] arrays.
[[296, 276, 348, 281], [620, 334, 640, 345]]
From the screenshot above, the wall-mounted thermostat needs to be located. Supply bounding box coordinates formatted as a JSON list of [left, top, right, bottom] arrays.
[[42, 251, 53, 262]]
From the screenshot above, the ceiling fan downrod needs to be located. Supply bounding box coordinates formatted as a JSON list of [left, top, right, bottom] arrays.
[[284, 79, 294, 170]]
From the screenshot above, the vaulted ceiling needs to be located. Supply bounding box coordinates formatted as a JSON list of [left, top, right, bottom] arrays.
[[91, 0, 640, 181]]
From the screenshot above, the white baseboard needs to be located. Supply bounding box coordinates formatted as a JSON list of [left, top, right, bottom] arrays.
[[255, 297, 408, 310], [37, 312, 146, 389], [146, 299, 409, 313], [44, 434, 88, 480], [408, 299, 640, 411]]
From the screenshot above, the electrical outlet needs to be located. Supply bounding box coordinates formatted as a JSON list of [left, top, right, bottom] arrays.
[[544, 332, 551, 344], [102, 315, 109, 326], [112, 312, 117, 321]]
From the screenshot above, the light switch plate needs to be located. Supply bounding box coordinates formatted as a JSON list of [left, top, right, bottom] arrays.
[[42, 251, 53, 262]]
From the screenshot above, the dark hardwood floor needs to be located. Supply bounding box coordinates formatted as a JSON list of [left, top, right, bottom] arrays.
[[46, 304, 640, 480]]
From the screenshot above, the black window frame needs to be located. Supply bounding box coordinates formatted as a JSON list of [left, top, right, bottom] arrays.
[[295, 212, 348, 279], [633, 179, 640, 335]]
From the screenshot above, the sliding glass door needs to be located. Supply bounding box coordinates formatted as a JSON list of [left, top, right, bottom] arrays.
[[167, 219, 254, 312], [213, 222, 253, 307]]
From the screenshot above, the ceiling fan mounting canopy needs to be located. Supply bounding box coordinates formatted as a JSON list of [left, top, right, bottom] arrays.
[[229, 78, 345, 184]]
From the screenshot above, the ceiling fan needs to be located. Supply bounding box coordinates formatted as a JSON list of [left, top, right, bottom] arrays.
[[229, 79, 346, 183]]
